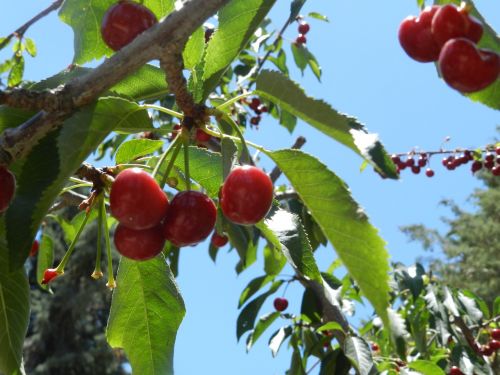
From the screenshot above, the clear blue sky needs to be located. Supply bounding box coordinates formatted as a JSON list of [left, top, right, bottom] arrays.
[[1, 1, 499, 374]]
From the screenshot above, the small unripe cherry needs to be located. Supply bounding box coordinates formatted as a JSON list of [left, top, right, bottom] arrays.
[[273, 297, 288, 312], [0, 166, 16, 213]]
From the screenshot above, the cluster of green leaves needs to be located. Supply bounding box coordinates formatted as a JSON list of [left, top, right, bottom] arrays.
[[0, 35, 36, 87]]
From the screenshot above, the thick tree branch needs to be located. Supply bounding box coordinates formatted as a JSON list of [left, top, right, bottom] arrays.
[[0, 0, 231, 165]]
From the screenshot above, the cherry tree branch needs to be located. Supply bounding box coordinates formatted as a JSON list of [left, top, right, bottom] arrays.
[[0, 0, 231, 165], [270, 136, 306, 182]]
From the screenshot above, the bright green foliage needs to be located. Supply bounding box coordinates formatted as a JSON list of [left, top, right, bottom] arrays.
[[265, 149, 392, 332], [246, 312, 281, 351], [107, 256, 185, 375], [256, 71, 398, 179], [409, 360, 446, 375], [115, 139, 164, 165]]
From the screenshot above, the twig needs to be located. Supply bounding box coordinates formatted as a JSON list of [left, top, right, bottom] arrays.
[[0, 0, 63, 51], [270, 136, 306, 182]]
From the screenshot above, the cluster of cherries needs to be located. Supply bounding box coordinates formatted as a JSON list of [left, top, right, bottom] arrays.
[[398, 3, 499, 93], [294, 19, 311, 46], [110, 162, 274, 260], [391, 146, 500, 177], [246, 97, 268, 127]]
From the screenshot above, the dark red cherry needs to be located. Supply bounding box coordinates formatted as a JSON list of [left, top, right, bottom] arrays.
[[114, 223, 165, 260], [0, 166, 16, 213], [492, 329, 500, 340], [101, 0, 158, 51], [162, 191, 217, 247], [431, 4, 483, 47], [438, 38, 499, 93], [42, 268, 61, 284], [211, 232, 228, 248], [295, 34, 307, 45], [449, 367, 463, 375], [398, 6, 441, 62], [273, 297, 288, 312], [489, 339, 500, 350], [110, 168, 169, 230], [195, 128, 212, 143], [425, 168, 435, 177], [220, 165, 274, 225], [298, 22, 310, 34]]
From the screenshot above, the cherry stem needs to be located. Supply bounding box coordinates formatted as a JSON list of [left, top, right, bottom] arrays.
[[183, 136, 191, 191], [141, 104, 183, 119], [217, 111, 254, 165], [92, 194, 104, 279], [158, 141, 183, 189], [152, 134, 182, 179], [100, 195, 116, 289], [55, 206, 92, 273]]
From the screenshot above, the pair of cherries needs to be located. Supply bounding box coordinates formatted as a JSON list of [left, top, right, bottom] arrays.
[[111, 165, 274, 260], [399, 4, 499, 93]]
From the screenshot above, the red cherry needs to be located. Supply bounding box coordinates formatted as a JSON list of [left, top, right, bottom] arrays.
[[398, 6, 441, 62], [30, 240, 40, 257], [162, 191, 217, 247], [114, 223, 165, 260], [42, 268, 61, 284], [273, 297, 288, 312], [258, 105, 268, 113], [250, 116, 261, 126], [110, 168, 169, 230], [211, 232, 228, 248], [195, 128, 212, 143], [492, 329, 500, 340], [438, 38, 499, 93], [492, 165, 500, 176], [0, 166, 16, 213], [485, 153, 495, 162], [411, 166, 421, 174], [295, 34, 307, 45], [101, 0, 158, 51], [298, 22, 310, 34], [431, 4, 483, 48], [249, 98, 261, 111], [425, 168, 435, 177], [481, 345, 494, 356], [489, 339, 500, 350], [391, 155, 401, 164], [220, 166, 274, 225], [449, 366, 463, 375], [471, 160, 482, 173], [485, 160, 494, 170], [496, 147, 500, 156], [370, 342, 380, 351]]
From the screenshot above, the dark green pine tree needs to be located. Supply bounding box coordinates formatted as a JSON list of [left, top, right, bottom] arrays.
[[402, 172, 500, 307], [24, 207, 127, 375]]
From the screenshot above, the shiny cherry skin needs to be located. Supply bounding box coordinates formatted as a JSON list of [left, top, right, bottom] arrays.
[[0, 166, 15, 213], [110, 168, 169, 230], [162, 191, 217, 247], [449, 366, 463, 375], [398, 6, 441, 62], [431, 4, 483, 47], [101, 0, 158, 51], [220, 165, 274, 225], [42, 268, 61, 284], [114, 223, 165, 260], [211, 232, 228, 248], [273, 297, 288, 312], [298, 22, 310, 34], [438, 38, 499, 93], [492, 329, 500, 341]]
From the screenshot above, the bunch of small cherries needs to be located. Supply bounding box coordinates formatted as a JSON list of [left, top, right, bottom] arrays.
[[294, 18, 311, 46], [246, 97, 268, 127], [399, 2, 499, 93]]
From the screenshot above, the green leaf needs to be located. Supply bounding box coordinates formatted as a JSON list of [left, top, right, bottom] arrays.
[[36, 233, 54, 290], [183, 28, 204, 70], [115, 139, 164, 165], [24, 37, 37, 57], [291, 44, 321, 81], [259, 210, 322, 283], [239, 275, 275, 308], [264, 149, 392, 334], [246, 312, 280, 351], [493, 296, 500, 316], [7, 56, 24, 87], [308, 12, 329, 22], [317, 322, 345, 334], [199, 0, 277, 99], [263, 245, 286, 276], [320, 349, 351, 375], [256, 70, 397, 179], [221, 137, 237, 179], [107, 256, 185, 375], [387, 308, 408, 359], [409, 360, 445, 375], [343, 336, 377, 375], [59, 0, 174, 64], [289, 0, 306, 21], [237, 280, 282, 340], [269, 326, 293, 357], [0, 221, 29, 375], [110, 64, 169, 102], [288, 349, 306, 375]]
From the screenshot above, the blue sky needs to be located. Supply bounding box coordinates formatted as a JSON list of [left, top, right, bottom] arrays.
[[1, 1, 499, 374]]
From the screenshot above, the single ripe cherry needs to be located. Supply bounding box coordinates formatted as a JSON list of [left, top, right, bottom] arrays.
[[449, 366, 463, 375], [101, 0, 158, 51], [471, 160, 482, 173], [431, 4, 483, 47], [295, 34, 307, 45], [220, 165, 274, 225], [114, 223, 165, 260], [162, 191, 217, 247], [398, 6, 441, 62], [42, 268, 61, 284], [298, 22, 310, 34], [0, 166, 16, 213], [370, 342, 380, 352], [481, 345, 494, 356], [211, 232, 229, 248], [489, 339, 500, 350], [492, 328, 500, 340], [195, 128, 212, 143], [110, 168, 169, 230], [249, 98, 261, 111], [438, 38, 499, 93], [30, 240, 40, 257], [425, 168, 435, 177], [273, 297, 288, 312]]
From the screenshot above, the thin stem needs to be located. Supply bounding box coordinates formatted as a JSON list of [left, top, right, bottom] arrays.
[[116, 127, 171, 134], [306, 359, 321, 374], [69, 177, 92, 185], [55, 208, 92, 273], [116, 163, 154, 171], [101, 196, 116, 289], [216, 92, 251, 112], [216, 111, 254, 165], [159, 142, 183, 188], [92, 195, 104, 279], [141, 104, 183, 119], [60, 183, 92, 194], [152, 135, 182, 178], [183, 137, 191, 191]]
